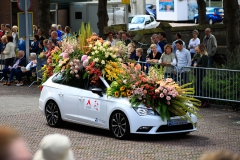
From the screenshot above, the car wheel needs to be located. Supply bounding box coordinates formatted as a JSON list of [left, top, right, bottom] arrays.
[[209, 19, 213, 25], [110, 111, 130, 139], [194, 18, 198, 24], [45, 101, 63, 127]]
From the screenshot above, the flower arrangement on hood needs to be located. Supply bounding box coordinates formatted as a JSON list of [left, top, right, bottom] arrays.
[[107, 64, 201, 122]]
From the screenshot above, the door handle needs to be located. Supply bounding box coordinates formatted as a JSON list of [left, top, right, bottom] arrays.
[[58, 93, 63, 97], [79, 97, 84, 101]]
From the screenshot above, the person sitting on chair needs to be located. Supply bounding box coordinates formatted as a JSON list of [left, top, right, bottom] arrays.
[[2, 50, 26, 86], [15, 52, 37, 86]]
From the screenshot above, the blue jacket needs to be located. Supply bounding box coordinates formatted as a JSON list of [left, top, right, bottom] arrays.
[[30, 41, 39, 53]]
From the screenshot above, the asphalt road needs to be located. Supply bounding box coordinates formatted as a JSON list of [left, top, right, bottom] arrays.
[[0, 84, 239, 160]]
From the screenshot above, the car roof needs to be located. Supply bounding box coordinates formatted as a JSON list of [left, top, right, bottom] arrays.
[[131, 15, 152, 17]]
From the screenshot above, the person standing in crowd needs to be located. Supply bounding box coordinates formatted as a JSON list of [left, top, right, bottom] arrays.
[[51, 24, 62, 38], [0, 24, 5, 37], [203, 28, 217, 67], [194, 44, 209, 107], [107, 32, 116, 46], [159, 44, 177, 79], [51, 31, 61, 46], [121, 32, 131, 46], [147, 44, 162, 63], [175, 40, 191, 85], [33, 25, 38, 35], [2, 50, 26, 86], [5, 24, 12, 36], [188, 29, 200, 65], [12, 26, 19, 52], [38, 28, 45, 41], [18, 37, 26, 54], [1, 35, 7, 53], [159, 32, 168, 51], [30, 35, 39, 53], [135, 48, 145, 62], [172, 33, 186, 54], [36, 40, 44, 55], [116, 30, 123, 41], [128, 43, 136, 60], [3, 36, 16, 68], [58, 24, 65, 36], [62, 26, 71, 40], [0, 126, 31, 160], [151, 34, 163, 54]]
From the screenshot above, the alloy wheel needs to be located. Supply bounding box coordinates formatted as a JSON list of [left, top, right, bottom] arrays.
[[111, 112, 129, 139], [45, 101, 61, 127]]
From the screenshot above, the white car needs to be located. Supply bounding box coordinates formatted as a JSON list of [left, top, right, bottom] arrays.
[[39, 73, 197, 139], [128, 15, 159, 31]]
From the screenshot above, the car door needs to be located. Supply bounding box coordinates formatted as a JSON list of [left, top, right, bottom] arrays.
[[52, 73, 80, 122], [144, 16, 152, 29], [78, 79, 108, 127], [150, 16, 157, 28]]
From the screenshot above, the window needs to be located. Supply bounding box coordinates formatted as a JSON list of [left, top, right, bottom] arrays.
[[150, 16, 155, 22], [75, 12, 82, 19], [52, 73, 64, 84]]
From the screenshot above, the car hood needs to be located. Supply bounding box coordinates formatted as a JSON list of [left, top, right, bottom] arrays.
[[107, 96, 146, 108]]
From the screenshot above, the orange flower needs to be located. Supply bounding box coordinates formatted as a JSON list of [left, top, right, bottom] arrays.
[[126, 90, 132, 96], [121, 92, 126, 97], [115, 91, 119, 98]]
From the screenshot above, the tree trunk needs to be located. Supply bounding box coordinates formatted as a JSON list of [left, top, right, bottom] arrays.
[[197, 0, 207, 24], [38, 0, 51, 38], [97, 0, 109, 37], [223, 0, 239, 52]]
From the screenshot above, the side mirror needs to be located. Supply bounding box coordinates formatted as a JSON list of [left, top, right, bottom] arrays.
[[91, 88, 103, 97]]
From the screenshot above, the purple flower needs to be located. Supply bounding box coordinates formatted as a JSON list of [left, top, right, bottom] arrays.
[[160, 93, 164, 98], [81, 55, 88, 62]]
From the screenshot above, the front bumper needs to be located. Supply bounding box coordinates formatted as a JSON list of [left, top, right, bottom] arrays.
[[129, 113, 197, 134]]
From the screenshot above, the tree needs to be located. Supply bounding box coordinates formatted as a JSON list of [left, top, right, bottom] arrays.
[[97, 0, 109, 37], [38, 0, 51, 38], [197, 0, 207, 24], [223, 0, 239, 52]]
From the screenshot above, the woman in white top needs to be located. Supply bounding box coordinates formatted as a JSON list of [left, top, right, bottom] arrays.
[[12, 26, 19, 51], [3, 36, 16, 67], [188, 29, 200, 65]]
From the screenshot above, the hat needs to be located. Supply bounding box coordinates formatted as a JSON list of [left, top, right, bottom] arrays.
[[33, 134, 75, 160]]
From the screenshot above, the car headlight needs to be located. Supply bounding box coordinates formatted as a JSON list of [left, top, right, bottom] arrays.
[[133, 107, 159, 116]]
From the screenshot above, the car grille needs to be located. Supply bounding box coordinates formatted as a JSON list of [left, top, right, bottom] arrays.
[[156, 123, 193, 132]]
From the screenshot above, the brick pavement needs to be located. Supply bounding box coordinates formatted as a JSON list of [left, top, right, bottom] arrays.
[[0, 84, 240, 160]]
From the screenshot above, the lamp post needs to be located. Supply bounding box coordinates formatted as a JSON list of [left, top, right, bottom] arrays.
[[24, 0, 29, 62]]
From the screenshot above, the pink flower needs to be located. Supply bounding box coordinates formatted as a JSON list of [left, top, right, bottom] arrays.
[[160, 93, 164, 98], [172, 94, 176, 98], [166, 96, 171, 101], [143, 90, 147, 94], [142, 78, 147, 83], [70, 62, 73, 66], [74, 70, 78, 73], [75, 65, 79, 70], [166, 78, 173, 83], [163, 89, 167, 94], [70, 71, 74, 74], [60, 52, 69, 59], [155, 89, 160, 93], [81, 55, 88, 62], [83, 59, 89, 67], [75, 74, 79, 78]]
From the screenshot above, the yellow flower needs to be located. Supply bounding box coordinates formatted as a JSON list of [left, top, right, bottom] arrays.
[[115, 91, 119, 98], [120, 86, 125, 91], [126, 90, 132, 97], [121, 92, 126, 97]]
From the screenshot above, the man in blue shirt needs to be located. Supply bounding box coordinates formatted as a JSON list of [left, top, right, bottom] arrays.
[[175, 40, 191, 85], [172, 33, 186, 54], [151, 34, 163, 53]]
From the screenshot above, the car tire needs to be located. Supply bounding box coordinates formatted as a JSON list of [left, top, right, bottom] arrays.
[[110, 111, 130, 140], [194, 18, 198, 24], [45, 100, 63, 127], [209, 19, 213, 25]]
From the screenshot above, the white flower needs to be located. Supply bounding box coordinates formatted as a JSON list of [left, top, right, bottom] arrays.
[[88, 56, 91, 60], [91, 52, 95, 55], [111, 54, 117, 58], [93, 58, 99, 62], [105, 54, 109, 58], [101, 60, 105, 65], [89, 44, 93, 48], [93, 46, 97, 50], [118, 58, 122, 62], [95, 50, 99, 54]]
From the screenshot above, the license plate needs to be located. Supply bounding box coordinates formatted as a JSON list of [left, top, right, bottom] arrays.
[[168, 119, 188, 126]]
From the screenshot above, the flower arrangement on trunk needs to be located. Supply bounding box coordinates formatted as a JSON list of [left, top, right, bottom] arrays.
[[107, 64, 201, 122]]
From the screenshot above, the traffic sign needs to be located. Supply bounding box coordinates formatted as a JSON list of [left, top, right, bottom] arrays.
[[17, 12, 33, 38], [17, 0, 31, 11], [122, 0, 130, 4]]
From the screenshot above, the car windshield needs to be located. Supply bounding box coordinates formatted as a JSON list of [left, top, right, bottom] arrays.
[[130, 17, 145, 24], [215, 8, 223, 13], [128, 17, 133, 23]]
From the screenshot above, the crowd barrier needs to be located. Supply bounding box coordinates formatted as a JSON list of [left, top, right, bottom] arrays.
[[0, 53, 4, 81], [180, 66, 240, 103]]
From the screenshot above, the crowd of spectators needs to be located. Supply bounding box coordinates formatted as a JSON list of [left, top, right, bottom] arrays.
[[0, 23, 71, 87]]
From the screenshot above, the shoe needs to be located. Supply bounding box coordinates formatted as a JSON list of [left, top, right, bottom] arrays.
[[3, 82, 7, 85], [16, 83, 24, 87], [7, 82, 11, 86]]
